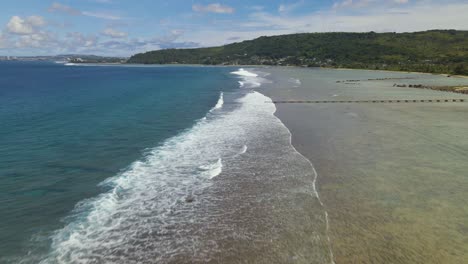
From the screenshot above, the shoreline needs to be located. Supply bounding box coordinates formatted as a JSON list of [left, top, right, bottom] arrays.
[[63, 62, 468, 79], [272, 95, 336, 264]]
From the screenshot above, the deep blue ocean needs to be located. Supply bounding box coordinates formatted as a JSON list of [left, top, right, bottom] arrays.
[[0, 61, 240, 262]]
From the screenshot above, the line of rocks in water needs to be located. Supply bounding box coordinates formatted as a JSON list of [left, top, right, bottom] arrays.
[[336, 77, 416, 83], [272, 99, 466, 104], [394, 84, 468, 94], [335, 78, 468, 95]]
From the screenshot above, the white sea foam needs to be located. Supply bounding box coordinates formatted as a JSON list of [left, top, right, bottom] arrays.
[[64, 62, 99, 67], [289, 78, 302, 87], [199, 158, 223, 179], [231, 68, 258, 77], [346, 112, 359, 118], [239, 145, 248, 155], [231, 68, 268, 88], [210, 92, 224, 111]]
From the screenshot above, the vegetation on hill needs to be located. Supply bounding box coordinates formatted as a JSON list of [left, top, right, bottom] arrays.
[[127, 30, 468, 75]]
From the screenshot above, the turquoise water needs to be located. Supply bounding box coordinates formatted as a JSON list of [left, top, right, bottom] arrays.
[[1, 63, 333, 263], [0, 62, 237, 262]]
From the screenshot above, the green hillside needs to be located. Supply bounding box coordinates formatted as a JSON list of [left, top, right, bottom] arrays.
[[127, 30, 468, 75]]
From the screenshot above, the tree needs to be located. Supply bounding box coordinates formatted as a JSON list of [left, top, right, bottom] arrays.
[[453, 63, 467, 75]]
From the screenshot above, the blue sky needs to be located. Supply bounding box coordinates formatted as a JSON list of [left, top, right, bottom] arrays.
[[0, 0, 467, 56]]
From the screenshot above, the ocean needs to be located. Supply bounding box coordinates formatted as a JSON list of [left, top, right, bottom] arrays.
[[0, 62, 332, 263]]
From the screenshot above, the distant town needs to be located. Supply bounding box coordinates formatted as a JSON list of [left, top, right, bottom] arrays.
[[0, 55, 127, 64]]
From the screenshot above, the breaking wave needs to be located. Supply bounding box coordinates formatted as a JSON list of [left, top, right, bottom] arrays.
[[239, 145, 248, 155], [289, 78, 302, 87], [40, 87, 273, 263], [210, 92, 224, 112], [199, 158, 223, 179], [231, 68, 270, 88]]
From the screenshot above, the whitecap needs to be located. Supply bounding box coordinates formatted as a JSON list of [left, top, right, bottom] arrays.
[[289, 78, 302, 87], [210, 92, 224, 112], [231, 68, 267, 88], [239, 145, 248, 155], [231, 68, 258, 77], [199, 158, 223, 179]]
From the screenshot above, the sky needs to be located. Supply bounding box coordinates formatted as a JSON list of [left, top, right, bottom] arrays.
[[0, 0, 467, 56]]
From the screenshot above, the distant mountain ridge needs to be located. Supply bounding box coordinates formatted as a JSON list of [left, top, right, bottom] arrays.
[[127, 30, 468, 75]]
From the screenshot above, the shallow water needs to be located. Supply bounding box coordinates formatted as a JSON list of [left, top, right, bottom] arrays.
[[260, 67, 468, 264]]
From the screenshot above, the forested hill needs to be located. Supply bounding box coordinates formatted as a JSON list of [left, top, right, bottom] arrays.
[[127, 30, 468, 75]]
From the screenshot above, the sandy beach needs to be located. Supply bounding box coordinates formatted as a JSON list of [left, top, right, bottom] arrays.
[[258, 67, 468, 263]]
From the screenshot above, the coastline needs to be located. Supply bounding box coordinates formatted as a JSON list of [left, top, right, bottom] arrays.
[[67, 62, 468, 79]]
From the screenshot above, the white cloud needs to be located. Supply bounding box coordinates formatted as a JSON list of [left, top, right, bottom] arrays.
[[333, 0, 409, 9], [27, 16, 46, 27], [249, 6, 265, 11], [333, 0, 376, 9], [7, 16, 33, 34], [65, 32, 99, 49], [179, 1, 468, 47], [102, 28, 128, 38], [48, 2, 82, 15], [279, 1, 304, 13], [6, 16, 46, 35], [48, 2, 122, 20], [333, 0, 353, 9], [0, 13, 192, 56], [82, 11, 122, 20], [192, 3, 235, 14], [0, 33, 9, 48], [16, 32, 56, 48], [84, 31, 196, 56]]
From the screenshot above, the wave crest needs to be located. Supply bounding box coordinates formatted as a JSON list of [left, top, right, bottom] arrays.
[[199, 158, 223, 179], [210, 92, 224, 112], [231, 68, 269, 88]]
